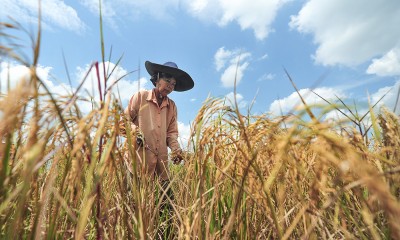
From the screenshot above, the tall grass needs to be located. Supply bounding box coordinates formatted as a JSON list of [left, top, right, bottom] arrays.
[[1, 14, 400, 240]]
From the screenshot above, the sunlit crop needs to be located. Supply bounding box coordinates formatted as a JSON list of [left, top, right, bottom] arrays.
[[1, 13, 400, 240]]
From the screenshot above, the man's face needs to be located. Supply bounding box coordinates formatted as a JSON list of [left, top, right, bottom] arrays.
[[157, 77, 176, 97]]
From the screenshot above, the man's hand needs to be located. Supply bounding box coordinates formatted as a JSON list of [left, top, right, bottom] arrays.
[[171, 150, 183, 164], [136, 130, 144, 147]]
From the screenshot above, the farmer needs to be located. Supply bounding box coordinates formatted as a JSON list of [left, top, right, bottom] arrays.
[[122, 60, 194, 179], [121, 60, 194, 237]]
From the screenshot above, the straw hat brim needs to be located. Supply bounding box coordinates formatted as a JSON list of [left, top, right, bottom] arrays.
[[145, 61, 194, 92]]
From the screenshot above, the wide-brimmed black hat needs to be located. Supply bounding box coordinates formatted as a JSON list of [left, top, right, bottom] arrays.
[[145, 61, 194, 92]]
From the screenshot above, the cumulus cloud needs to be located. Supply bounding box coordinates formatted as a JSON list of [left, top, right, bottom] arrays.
[[185, 0, 288, 40], [0, 61, 69, 96], [367, 48, 400, 77], [184, 0, 222, 21], [220, 62, 249, 88], [80, 0, 119, 29], [177, 121, 192, 148], [370, 80, 400, 114], [225, 92, 248, 109], [269, 81, 400, 121], [79, 0, 286, 40], [0, 62, 30, 92], [214, 47, 251, 88], [325, 80, 400, 122], [290, 0, 400, 66], [0, 60, 154, 125], [258, 73, 275, 82], [218, 0, 285, 40], [1, 0, 86, 33], [0, 61, 149, 113], [1, 61, 149, 113], [75, 62, 149, 108], [258, 53, 268, 60], [123, 0, 180, 20], [81, 0, 180, 27], [269, 87, 347, 116], [214, 47, 234, 71]]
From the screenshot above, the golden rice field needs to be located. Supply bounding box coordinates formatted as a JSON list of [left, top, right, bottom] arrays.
[[1, 19, 400, 240]]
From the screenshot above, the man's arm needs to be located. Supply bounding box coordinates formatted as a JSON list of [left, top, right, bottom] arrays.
[[119, 93, 140, 137], [166, 103, 183, 163]]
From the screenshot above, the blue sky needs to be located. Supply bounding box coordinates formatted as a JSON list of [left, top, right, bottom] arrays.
[[1, 0, 400, 144]]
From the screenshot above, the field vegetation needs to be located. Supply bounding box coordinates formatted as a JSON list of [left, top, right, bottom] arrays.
[[1, 11, 400, 240]]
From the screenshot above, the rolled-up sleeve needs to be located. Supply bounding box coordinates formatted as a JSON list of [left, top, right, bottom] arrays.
[[125, 93, 139, 122], [121, 93, 140, 134]]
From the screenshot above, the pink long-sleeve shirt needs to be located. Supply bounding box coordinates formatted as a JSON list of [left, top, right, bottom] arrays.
[[124, 89, 181, 180]]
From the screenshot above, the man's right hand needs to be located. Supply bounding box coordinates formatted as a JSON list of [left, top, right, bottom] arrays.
[[136, 130, 144, 147], [171, 149, 184, 164]]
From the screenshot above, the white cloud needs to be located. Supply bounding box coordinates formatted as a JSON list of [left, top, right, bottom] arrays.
[[1, 0, 85, 33], [367, 48, 400, 77], [75, 62, 149, 108], [0, 61, 149, 114], [0, 61, 69, 96], [1, 61, 149, 114], [218, 0, 285, 40], [221, 62, 249, 88], [258, 73, 275, 82], [268, 81, 400, 120], [36, 66, 71, 97], [0, 62, 30, 91], [184, 0, 222, 21], [269, 87, 347, 116], [177, 121, 191, 148], [123, 0, 180, 20], [185, 0, 288, 40], [370, 80, 400, 114], [214, 47, 251, 88], [290, 0, 400, 66], [214, 47, 235, 71], [81, 0, 180, 26], [324, 109, 348, 122], [225, 92, 247, 109], [325, 80, 400, 123], [80, 0, 119, 29], [259, 53, 268, 60], [79, 0, 286, 40], [0, 61, 153, 121]]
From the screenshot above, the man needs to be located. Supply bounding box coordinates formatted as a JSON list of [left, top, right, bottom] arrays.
[[123, 61, 194, 180], [121, 61, 194, 238]]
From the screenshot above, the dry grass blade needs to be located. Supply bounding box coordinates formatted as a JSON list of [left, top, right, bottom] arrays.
[[284, 68, 318, 122], [393, 84, 400, 113], [311, 90, 357, 124], [359, 87, 392, 122]]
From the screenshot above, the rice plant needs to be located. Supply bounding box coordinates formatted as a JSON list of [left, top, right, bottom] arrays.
[[1, 10, 400, 240]]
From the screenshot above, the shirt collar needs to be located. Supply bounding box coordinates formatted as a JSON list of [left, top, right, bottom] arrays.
[[147, 89, 170, 107]]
